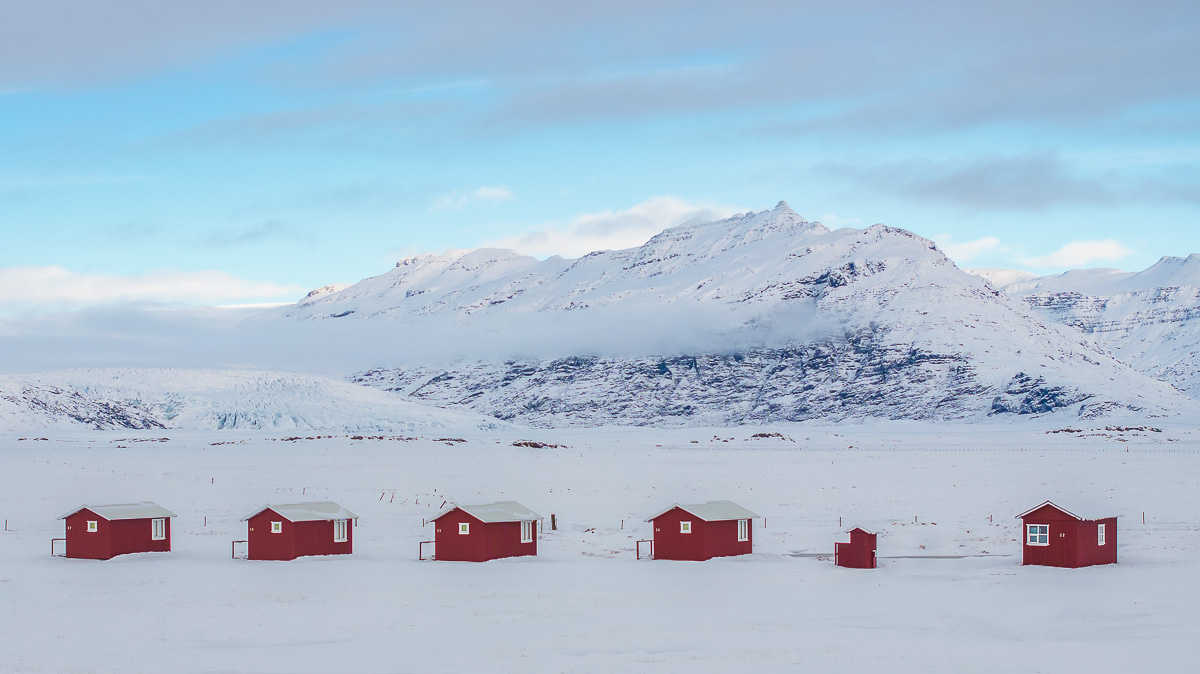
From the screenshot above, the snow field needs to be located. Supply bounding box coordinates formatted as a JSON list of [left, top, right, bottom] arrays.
[[3, 424, 1200, 672]]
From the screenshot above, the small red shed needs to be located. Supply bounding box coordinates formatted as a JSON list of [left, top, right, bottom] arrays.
[[646, 500, 758, 561], [834, 527, 877, 569], [1016, 501, 1117, 568], [241, 501, 357, 561], [430, 501, 542, 562], [58, 502, 176, 560]]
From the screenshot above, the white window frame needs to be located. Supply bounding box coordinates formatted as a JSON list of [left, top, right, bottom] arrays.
[[151, 518, 166, 541], [680, 521, 692, 534], [1098, 523, 1106, 546], [86, 520, 98, 533], [334, 519, 348, 543], [737, 519, 749, 542], [1026, 524, 1049, 546], [458, 522, 470, 535], [520, 520, 533, 543], [271, 521, 283, 534]]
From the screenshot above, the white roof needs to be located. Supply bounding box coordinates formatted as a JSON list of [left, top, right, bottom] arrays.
[[646, 500, 760, 522], [432, 501, 542, 523], [60, 502, 176, 521], [242, 501, 358, 522]]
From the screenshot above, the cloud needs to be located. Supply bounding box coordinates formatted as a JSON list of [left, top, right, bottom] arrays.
[[200, 221, 312, 247], [816, 154, 1116, 212], [0, 265, 303, 311], [933, 234, 1007, 263], [485, 196, 743, 258], [430, 185, 516, 211], [0, 3, 400, 88], [1025, 240, 1135, 268], [5, 2, 1196, 141]]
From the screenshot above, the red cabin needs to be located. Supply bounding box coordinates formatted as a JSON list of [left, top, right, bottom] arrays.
[[834, 527, 877, 569], [646, 500, 758, 561], [57, 502, 176, 560], [430, 501, 541, 562], [241, 501, 357, 561], [1016, 501, 1117, 568]]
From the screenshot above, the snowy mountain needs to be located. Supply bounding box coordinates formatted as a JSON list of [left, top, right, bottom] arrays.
[[0, 369, 503, 432], [279, 202, 1192, 426], [1002, 254, 1200, 398]]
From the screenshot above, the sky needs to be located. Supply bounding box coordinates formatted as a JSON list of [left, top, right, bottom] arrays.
[[1, 1, 1198, 312]]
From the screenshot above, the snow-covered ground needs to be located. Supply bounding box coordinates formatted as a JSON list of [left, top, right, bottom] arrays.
[[3, 423, 1199, 672]]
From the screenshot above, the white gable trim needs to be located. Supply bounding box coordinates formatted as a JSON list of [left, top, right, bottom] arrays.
[[1014, 500, 1081, 520]]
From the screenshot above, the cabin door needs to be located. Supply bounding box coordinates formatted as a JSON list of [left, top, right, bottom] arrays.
[[1049, 526, 1075, 567]]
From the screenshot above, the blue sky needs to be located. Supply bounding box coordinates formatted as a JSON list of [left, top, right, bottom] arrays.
[[1, 1, 1198, 310]]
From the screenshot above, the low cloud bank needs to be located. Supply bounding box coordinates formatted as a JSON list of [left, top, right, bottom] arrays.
[[0, 299, 847, 376]]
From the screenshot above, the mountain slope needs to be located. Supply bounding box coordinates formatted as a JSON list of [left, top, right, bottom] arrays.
[[280, 203, 1192, 425], [1, 369, 504, 432], [1003, 254, 1200, 397]]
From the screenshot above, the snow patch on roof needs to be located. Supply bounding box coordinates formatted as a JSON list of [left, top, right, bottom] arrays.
[[646, 500, 760, 522], [243, 501, 358, 522], [60, 501, 176, 520], [433, 501, 542, 523]]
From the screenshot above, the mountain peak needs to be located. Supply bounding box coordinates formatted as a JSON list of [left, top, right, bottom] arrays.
[[773, 200, 793, 213]]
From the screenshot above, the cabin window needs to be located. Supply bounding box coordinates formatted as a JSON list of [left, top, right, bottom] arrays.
[[86, 520, 98, 533], [737, 519, 749, 542], [1026, 524, 1049, 546], [1098, 523, 1106, 546], [521, 520, 533, 543], [271, 521, 283, 534], [459, 522, 470, 535], [334, 519, 348, 542], [151, 518, 166, 540], [680, 521, 692, 534]]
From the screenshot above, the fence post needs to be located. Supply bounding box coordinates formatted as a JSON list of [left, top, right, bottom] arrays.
[[551, 514, 557, 531]]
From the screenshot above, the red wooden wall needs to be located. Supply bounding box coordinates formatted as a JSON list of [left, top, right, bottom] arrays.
[[835, 529, 876, 569], [1021, 504, 1116, 568], [433, 509, 537, 562], [247, 509, 353, 561], [64, 509, 171, 560], [650, 507, 752, 561], [293, 519, 354, 558]]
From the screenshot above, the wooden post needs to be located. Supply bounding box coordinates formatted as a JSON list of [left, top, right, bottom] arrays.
[[551, 514, 557, 531], [1143, 512, 1146, 524], [621, 519, 624, 529], [839, 516, 842, 528]]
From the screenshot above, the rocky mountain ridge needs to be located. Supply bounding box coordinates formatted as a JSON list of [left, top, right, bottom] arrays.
[[284, 203, 1190, 426], [1002, 254, 1200, 397]]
